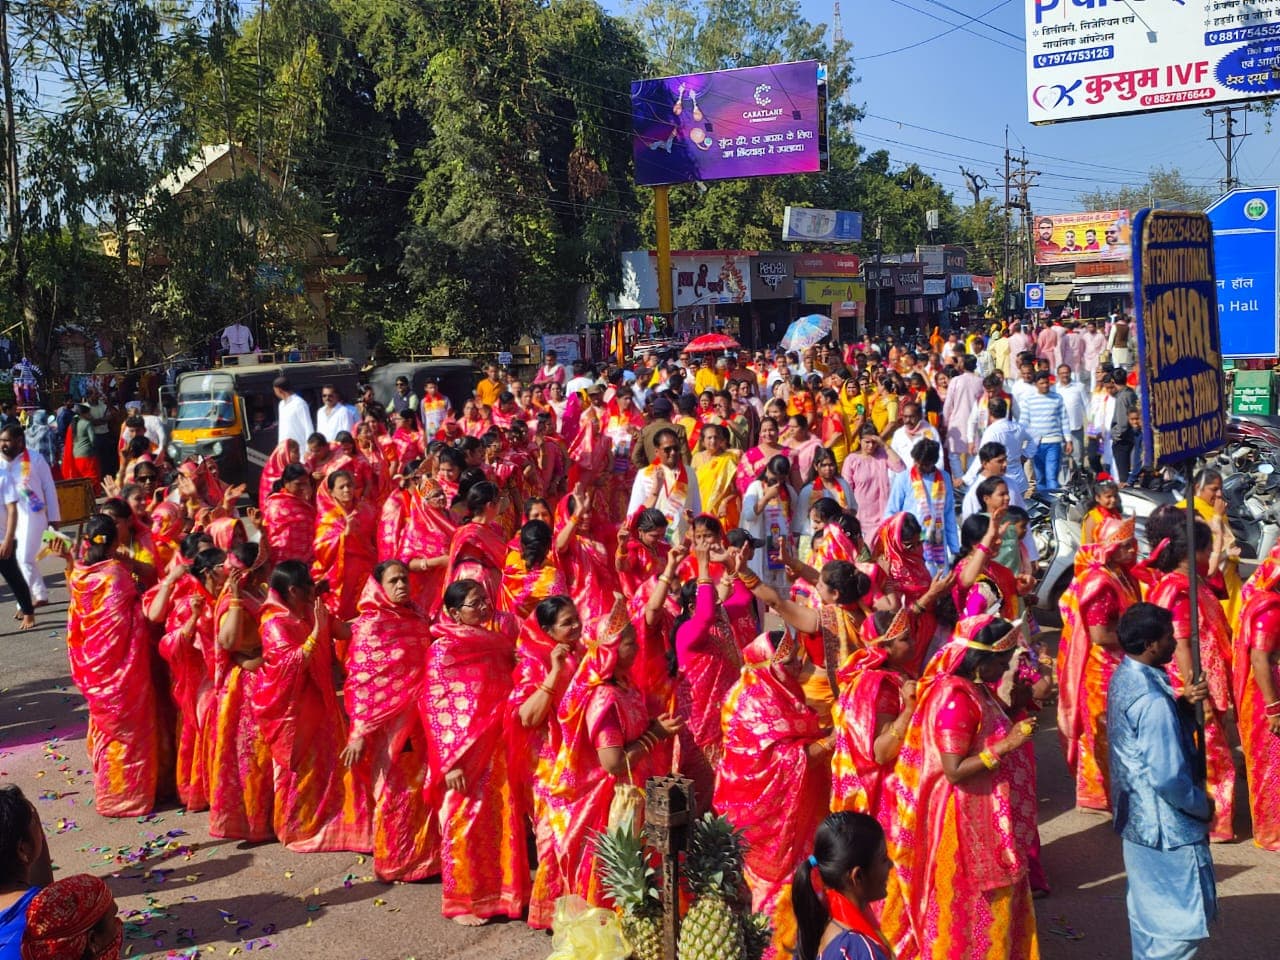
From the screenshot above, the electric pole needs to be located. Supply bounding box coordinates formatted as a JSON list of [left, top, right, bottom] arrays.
[[959, 166, 988, 206], [1206, 105, 1249, 193], [1013, 149, 1041, 293], [997, 139, 1040, 311], [1001, 128, 1011, 294]]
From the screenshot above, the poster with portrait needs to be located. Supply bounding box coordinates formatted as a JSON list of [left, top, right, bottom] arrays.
[[1033, 210, 1131, 265]]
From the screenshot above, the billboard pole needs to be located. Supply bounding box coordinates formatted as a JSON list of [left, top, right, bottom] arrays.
[[655, 185, 673, 315]]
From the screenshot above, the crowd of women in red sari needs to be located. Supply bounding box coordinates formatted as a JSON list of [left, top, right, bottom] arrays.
[[55, 342, 1279, 960]]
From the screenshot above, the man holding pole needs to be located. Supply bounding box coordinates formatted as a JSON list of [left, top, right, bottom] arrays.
[[1108, 602, 1216, 960]]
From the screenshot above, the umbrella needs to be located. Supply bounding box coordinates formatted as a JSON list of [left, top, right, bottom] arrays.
[[778, 314, 833, 352], [684, 332, 741, 353]]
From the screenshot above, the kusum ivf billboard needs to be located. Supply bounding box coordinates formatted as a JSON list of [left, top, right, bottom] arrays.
[[631, 60, 828, 186]]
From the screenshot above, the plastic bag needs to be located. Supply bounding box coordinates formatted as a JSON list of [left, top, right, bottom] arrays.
[[547, 895, 630, 960]]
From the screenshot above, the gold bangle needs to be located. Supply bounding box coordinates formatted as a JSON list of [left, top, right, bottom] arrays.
[[979, 748, 1000, 770], [539, 683, 556, 696], [738, 571, 761, 589], [697, 577, 714, 585], [227, 599, 242, 609]]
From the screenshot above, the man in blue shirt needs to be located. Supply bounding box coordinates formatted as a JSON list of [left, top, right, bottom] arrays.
[[1018, 371, 1072, 492], [1108, 603, 1216, 960], [884, 437, 958, 575]]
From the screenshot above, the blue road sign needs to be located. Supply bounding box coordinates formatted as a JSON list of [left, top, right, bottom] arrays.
[[1024, 282, 1045, 309], [1205, 187, 1279, 358]]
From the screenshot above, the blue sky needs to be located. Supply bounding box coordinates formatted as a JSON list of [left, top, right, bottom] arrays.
[[608, 0, 1280, 215]]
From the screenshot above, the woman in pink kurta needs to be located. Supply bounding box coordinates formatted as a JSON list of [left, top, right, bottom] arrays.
[[546, 599, 682, 907], [253, 561, 372, 854], [65, 515, 161, 817], [342, 562, 439, 881], [424, 579, 528, 924]]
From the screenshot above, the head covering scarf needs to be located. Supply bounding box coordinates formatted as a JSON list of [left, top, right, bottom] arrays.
[[21, 874, 120, 960], [873, 512, 933, 599]]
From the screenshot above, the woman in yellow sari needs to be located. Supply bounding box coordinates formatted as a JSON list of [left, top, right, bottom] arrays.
[[692, 423, 741, 529], [1179, 468, 1242, 622], [838, 377, 869, 455]]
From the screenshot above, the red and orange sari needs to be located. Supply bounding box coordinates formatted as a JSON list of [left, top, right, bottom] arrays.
[[66, 558, 161, 817], [447, 520, 508, 612], [346, 578, 439, 881], [1147, 568, 1237, 842], [262, 489, 317, 566], [258, 440, 299, 506], [207, 586, 274, 842], [552, 496, 619, 624], [714, 635, 829, 947], [502, 548, 570, 620], [880, 619, 1040, 960], [1056, 518, 1141, 811], [510, 620, 583, 929], [547, 611, 656, 907], [312, 499, 379, 623], [423, 609, 528, 920], [831, 643, 910, 830], [1233, 586, 1280, 851], [378, 481, 456, 612], [874, 514, 938, 674], [253, 596, 372, 853], [158, 579, 217, 812]]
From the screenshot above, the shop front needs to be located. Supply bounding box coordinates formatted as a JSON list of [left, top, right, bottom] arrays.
[[794, 253, 864, 342]]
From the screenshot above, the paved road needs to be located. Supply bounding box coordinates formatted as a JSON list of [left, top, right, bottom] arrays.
[[1, 561, 1275, 960]]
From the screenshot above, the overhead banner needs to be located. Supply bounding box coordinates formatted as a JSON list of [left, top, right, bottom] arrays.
[[631, 60, 828, 186], [1026, 0, 1280, 123], [1205, 187, 1280, 358], [1033, 210, 1131, 265], [1131, 209, 1226, 468], [782, 206, 862, 242]]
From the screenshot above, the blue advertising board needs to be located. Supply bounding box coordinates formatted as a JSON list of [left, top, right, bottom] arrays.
[[1205, 187, 1279, 358], [1024, 282, 1045, 309], [1131, 209, 1227, 469], [631, 60, 828, 187]]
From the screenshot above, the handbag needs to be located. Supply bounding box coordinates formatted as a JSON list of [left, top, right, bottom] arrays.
[[606, 751, 645, 837]]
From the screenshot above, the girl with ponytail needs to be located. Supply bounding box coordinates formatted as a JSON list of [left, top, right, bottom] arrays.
[[792, 811, 894, 960]]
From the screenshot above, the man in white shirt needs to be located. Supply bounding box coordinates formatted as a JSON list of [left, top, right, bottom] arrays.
[[220, 322, 255, 356], [627, 426, 701, 542], [963, 396, 1037, 496], [888, 402, 941, 474], [273, 376, 315, 450], [1056, 363, 1089, 468], [0, 424, 59, 607], [1008, 359, 1039, 414], [564, 361, 594, 395], [0, 458, 35, 627], [960, 441, 1026, 520], [315, 384, 360, 443]]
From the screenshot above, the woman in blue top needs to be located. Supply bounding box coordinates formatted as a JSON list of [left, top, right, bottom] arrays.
[[0, 784, 53, 960], [792, 812, 895, 960]]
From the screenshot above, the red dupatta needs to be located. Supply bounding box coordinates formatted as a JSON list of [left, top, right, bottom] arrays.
[[346, 578, 431, 748], [262, 490, 317, 565]]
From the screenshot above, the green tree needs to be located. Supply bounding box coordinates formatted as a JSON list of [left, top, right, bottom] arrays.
[[1079, 165, 1219, 212]]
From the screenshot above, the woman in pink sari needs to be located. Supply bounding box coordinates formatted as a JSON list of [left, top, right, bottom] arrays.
[[208, 542, 274, 842], [460, 399, 492, 438], [510, 595, 584, 928], [1144, 516, 1237, 842], [311, 470, 379, 624], [1234, 560, 1280, 850], [553, 490, 619, 624], [342, 562, 438, 881], [65, 515, 161, 817], [714, 631, 831, 946], [873, 514, 937, 674], [879, 616, 1040, 960], [258, 439, 300, 506], [446, 481, 508, 608], [830, 607, 924, 833], [157, 548, 226, 812], [378, 474, 455, 612], [262, 464, 317, 565], [735, 415, 789, 497], [355, 422, 394, 507], [253, 560, 371, 853], [614, 509, 670, 596], [424, 579, 528, 925], [149, 501, 185, 575], [503, 519, 570, 619], [547, 599, 682, 906]]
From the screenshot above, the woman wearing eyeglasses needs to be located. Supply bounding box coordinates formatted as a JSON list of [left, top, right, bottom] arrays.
[[424, 578, 528, 925]]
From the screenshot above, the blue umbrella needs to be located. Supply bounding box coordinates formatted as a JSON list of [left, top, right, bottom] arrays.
[[778, 314, 833, 352]]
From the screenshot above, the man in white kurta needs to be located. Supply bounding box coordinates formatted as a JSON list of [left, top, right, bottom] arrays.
[[626, 426, 701, 543], [0, 424, 60, 605]]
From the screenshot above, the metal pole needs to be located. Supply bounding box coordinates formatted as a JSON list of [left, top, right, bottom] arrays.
[[655, 186, 674, 316], [1183, 460, 1208, 783]]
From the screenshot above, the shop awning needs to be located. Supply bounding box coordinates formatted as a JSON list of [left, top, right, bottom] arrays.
[[1073, 278, 1133, 296], [1044, 282, 1075, 302]]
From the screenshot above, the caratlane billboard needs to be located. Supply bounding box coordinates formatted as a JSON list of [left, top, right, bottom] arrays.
[[1033, 209, 1132, 265], [1026, 0, 1280, 123], [631, 60, 828, 186]]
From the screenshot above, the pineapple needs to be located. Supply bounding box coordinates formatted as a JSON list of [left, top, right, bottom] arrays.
[[595, 825, 665, 960], [677, 814, 748, 960], [740, 911, 773, 960]]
